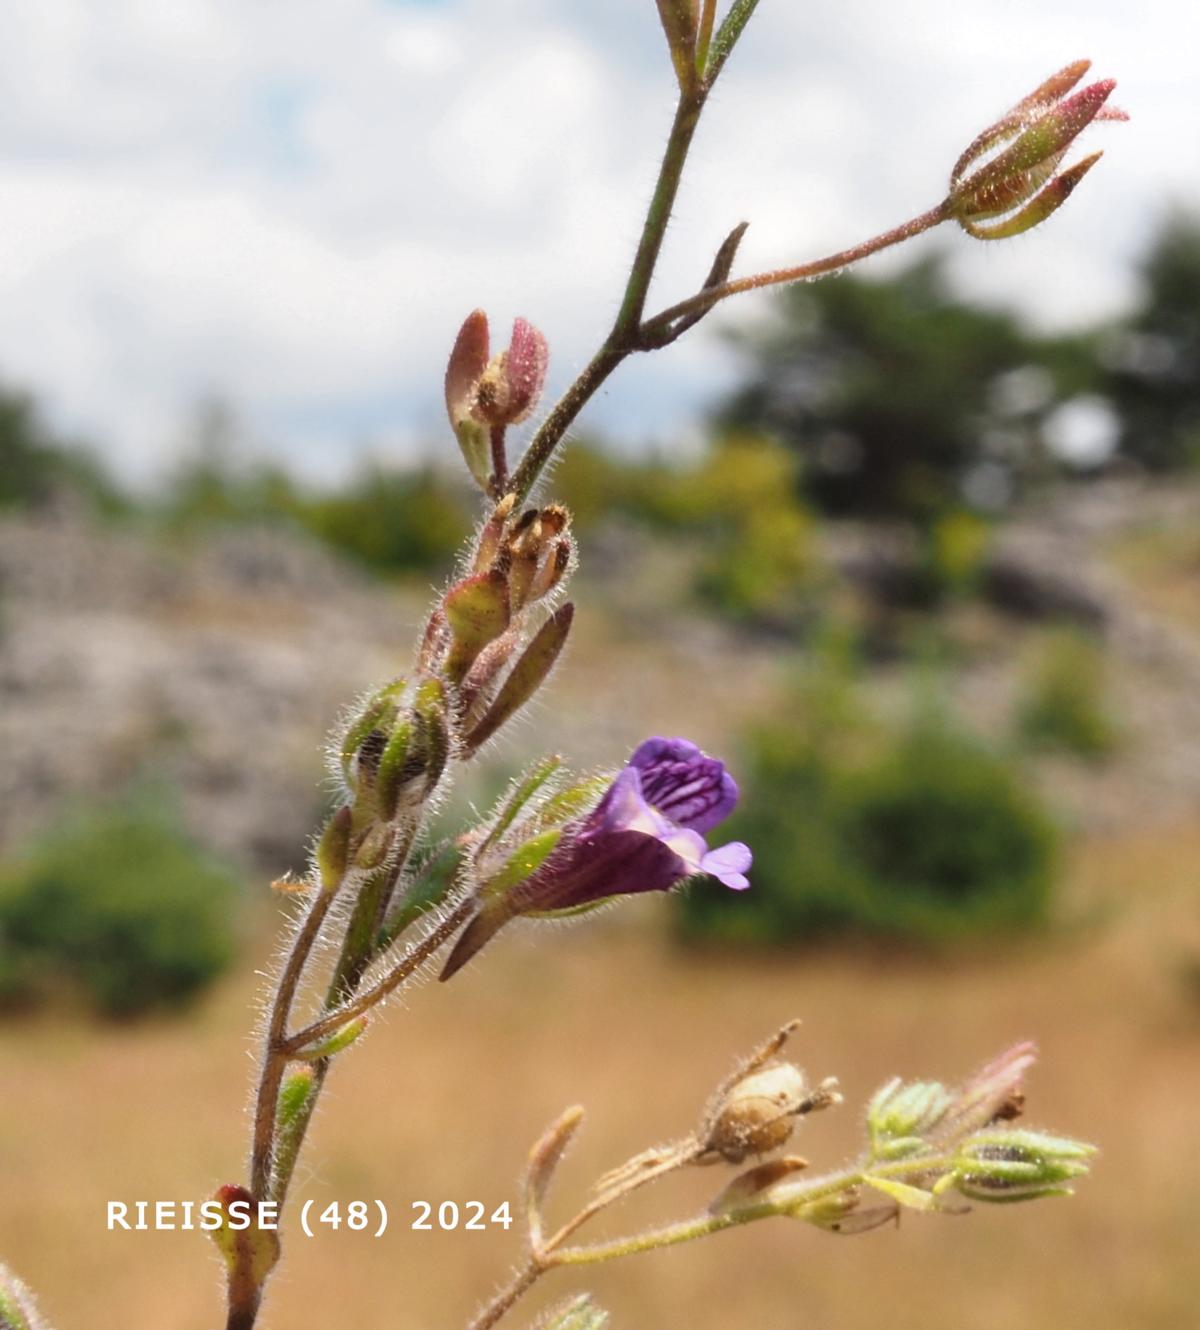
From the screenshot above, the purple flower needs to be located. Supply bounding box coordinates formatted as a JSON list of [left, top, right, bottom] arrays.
[[440, 737, 751, 978]]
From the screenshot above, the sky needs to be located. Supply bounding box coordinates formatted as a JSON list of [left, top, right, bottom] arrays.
[[0, 0, 1197, 488]]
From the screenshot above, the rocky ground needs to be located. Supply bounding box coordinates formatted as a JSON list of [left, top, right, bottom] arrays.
[[1, 478, 1198, 877]]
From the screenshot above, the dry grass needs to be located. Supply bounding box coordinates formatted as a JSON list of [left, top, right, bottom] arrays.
[[3, 818, 1199, 1330]]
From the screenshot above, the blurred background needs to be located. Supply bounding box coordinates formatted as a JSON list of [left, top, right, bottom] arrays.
[[1, 2, 1198, 1328]]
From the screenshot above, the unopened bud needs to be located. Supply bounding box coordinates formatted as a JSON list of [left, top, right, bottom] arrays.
[[867, 1077, 953, 1160], [943, 1128, 1095, 1203], [474, 318, 549, 429], [947, 59, 1125, 241], [444, 311, 548, 492]]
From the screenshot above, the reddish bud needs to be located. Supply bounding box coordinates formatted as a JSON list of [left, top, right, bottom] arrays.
[[948, 60, 1125, 241], [443, 311, 548, 492], [504, 318, 549, 425]]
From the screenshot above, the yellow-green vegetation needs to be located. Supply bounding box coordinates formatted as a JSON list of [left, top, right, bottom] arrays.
[[1015, 628, 1118, 761]]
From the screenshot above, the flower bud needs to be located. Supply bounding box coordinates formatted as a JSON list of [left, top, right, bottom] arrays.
[[525, 1104, 585, 1249], [944, 1128, 1096, 1203], [276, 1066, 316, 1130], [474, 318, 549, 429], [338, 679, 406, 784], [444, 311, 548, 492], [947, 60, 1126, 241], [866, 1077, 953, 1160]]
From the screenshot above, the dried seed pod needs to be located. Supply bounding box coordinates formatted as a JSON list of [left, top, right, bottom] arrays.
[[704, 1062, 811, 1162]]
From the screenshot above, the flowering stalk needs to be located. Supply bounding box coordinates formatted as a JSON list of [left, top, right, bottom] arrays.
[[509, 58, 1123, 503], [466, 1030, 1093, 1330], [190, 10, 1121, 1330]]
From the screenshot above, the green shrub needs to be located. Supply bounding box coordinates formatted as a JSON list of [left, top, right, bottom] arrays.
[[678, 672, 1057, 947], [1015, 629, 1117, 761], [0, 795, 240, 1017]]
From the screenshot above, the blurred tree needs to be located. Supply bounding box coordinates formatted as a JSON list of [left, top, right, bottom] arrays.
[[1100, 211, 1200, 470], [305, 462, 470, 574], [0, 380, 125, 514], [161, 398, 471, 575], [714, 254, 1092, 522]]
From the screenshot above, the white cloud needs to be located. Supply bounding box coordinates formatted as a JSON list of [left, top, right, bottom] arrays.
[[0, 0, 1196, 485]]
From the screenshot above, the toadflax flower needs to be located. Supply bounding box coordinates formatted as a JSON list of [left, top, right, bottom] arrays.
[[440, 738, 751, 978]]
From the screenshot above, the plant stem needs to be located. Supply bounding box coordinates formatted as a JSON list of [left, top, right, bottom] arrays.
[[465, 1260, 545, 1330], [509, 87, 706, 503], [249, 886, 336, 1199], [613, 93, 706, 339], [282, 898, 474, 1054], [640, 203, 949, 337], [508, 104, 947, 507]]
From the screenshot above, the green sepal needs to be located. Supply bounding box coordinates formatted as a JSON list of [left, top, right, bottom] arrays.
[[276, 1067, 315, 1131], [444, 570, 511, 680], [374, 718, 415, 820], [339, 680, 405, 777], [455, 417, 492, 492], [466, 603, 574, 751], [487, 828, 563, 896], [862, 1175, 940, 1212], [480, 756, 564, 854], [377, 841, 465, 949], [413, 678, 450, 797], [315, 805, 353, 892], [535, 773, 609, 828], [293, 1015, 369, 1062]]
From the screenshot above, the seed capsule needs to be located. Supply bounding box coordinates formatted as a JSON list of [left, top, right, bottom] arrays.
[[705, 1062, 810, 1163]]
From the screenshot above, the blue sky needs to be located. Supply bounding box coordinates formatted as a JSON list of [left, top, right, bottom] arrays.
[[1, 0, 1196, 486]]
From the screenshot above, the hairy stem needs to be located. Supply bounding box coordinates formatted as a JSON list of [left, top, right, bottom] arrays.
[[509, 87, 706, 503], [641, 203, 950, 337], [466, 1260, 545, 1330], [282, 898, 474, 1054], [613, 92, 706, 339], [249, 886, 336, 1199]]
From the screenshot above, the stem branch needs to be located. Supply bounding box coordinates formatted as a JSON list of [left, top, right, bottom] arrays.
[[641, 203, 949, 338], [282, 898, 474, 1054], [249, 886, 336, 1199]]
